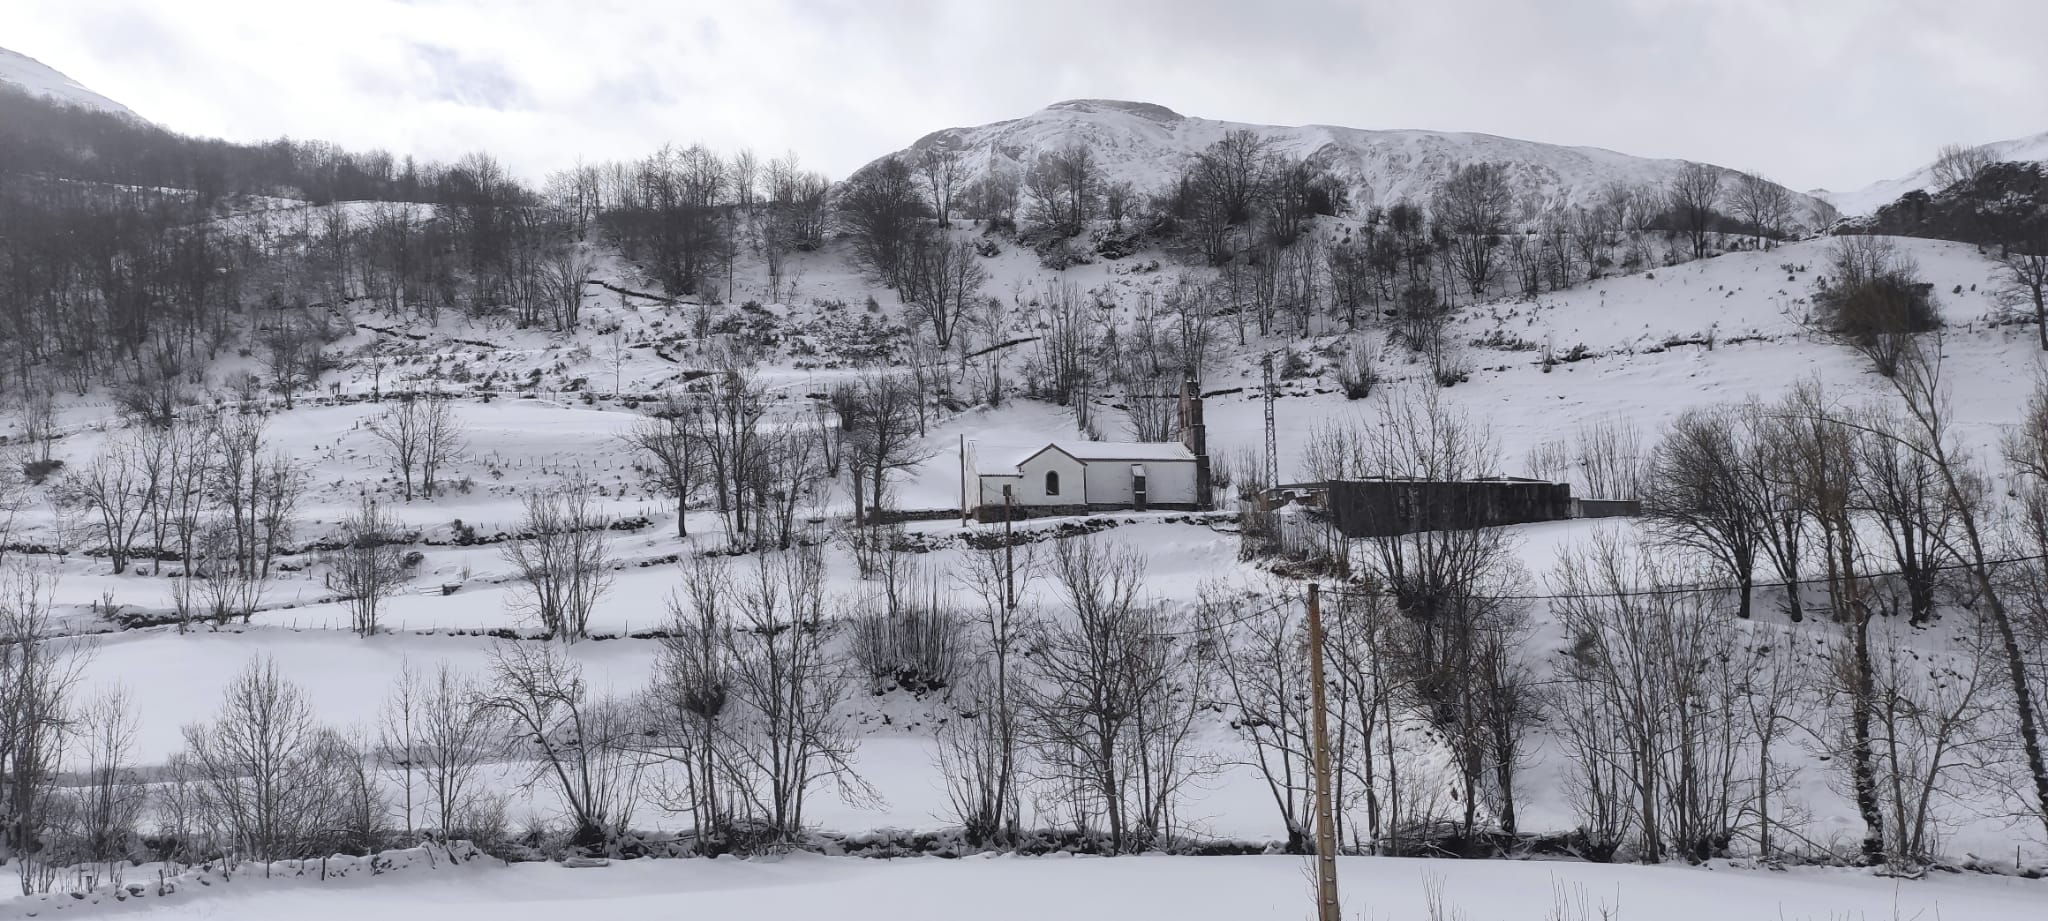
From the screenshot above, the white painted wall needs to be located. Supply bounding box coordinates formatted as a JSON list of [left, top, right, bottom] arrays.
[[978, 473, 1022, 506], [1083, 459, 1198, 505], [980, 451, 1200, 509], [1012, 449, 1089, 505]]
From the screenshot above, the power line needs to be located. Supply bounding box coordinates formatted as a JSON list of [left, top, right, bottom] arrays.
[[1147, 593, 1300, 637], [1316, 550, 2048, 604], [1138, 550, 2048, 638]]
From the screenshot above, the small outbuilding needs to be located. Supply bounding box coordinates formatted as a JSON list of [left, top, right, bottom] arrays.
[[961, 380, 1214, 522], [967, 441, 1204, 519]]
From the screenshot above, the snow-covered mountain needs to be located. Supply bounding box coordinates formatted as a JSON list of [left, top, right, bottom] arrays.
[[0, 45, 139, 119], [1817, 129, 2048, 217], [878, 98, 1833, 227]]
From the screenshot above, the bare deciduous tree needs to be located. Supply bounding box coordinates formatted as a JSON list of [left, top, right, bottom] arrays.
[[1642, 406, 1763, 618], [1667, 163, 1723, 260], [65, 688, 145, 884], [1730, 171, 1792, 248], [539, 245, 595, 331], [479, 642, 641, 849], [0, 563, 86, 889], [502, 479, 614, 641], [842, 371, 934, 524], [620, 395, 700, 538], [1811, 235, 1941, 378], [724, 547, 870, 843], [902, 236, 987, 350], [1198, 580, 1320, 854], [837, 155, 930, 287], [914, 145, 965, 226], [935, 541, 1037, 846], [58, 433, 158, 575], [1929, 142, 1994, 191], [1432, 162, 1515, 295], [643, 557, 741, 850], [180, 657, 358, 861], [1020, 539, 1206, 853], [1994, 226, 2048, 351], [368, 396, 466, 501], [323, 495, 411, 636]]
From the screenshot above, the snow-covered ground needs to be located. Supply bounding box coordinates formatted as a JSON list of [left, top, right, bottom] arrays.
[[873, 98, 1832, 227], [13, 852, 2045, 921], [5, 226, 2045, 915], [0, 45, 139, 119], [1817, 129, 2048, 217]]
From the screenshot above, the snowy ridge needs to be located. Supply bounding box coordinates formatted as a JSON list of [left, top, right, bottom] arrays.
[[0, 45, 139, 119], [880, 98, 1834, 226], [1817, 129, 2048, 217]]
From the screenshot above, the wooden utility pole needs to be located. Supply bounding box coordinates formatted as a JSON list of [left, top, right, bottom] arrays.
[[1306, 582, 1342, 921], [1003, 485, 1017, 610]]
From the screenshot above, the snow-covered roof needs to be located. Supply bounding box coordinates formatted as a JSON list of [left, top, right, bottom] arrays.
[[1033, 441, 1196, 463], [971, 440, 1195, 478]]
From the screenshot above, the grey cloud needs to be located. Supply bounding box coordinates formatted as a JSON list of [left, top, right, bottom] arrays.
[[407, 42, 534, 112]]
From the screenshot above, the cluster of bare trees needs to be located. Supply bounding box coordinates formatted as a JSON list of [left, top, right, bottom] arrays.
[[1244, 369, 2043, 869], [0, 562, 99, 893], [834, 151, 995, 357], [52, 413, 304, 625], [1624, 344, 2048, 867], [500, 480, 615, 642], [1549, 534, 1777, 863], [366, 395, 467, 501], [641, 549, 869, 851], [617, 369, 828, 550], [1285, 392, 1540, 847], [1153, 129, 1348, 265]]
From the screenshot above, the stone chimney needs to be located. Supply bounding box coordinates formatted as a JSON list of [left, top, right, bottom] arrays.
[[1179, 378, 1211, 509]]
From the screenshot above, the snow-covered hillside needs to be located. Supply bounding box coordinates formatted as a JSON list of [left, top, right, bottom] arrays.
[[1818, 129, 2048, 217], [877, 98, 1832, 226], [0, 45, 139, 119]]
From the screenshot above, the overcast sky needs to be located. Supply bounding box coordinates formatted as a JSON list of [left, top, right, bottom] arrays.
[[5, 0, 2045, 192]]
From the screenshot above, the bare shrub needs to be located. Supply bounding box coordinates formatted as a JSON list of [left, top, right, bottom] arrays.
[[1574, 417, 1643, 500], [1335, 335, 1382, 400], [849, 601, 967, 695], [1812, 236, 1941, 377]]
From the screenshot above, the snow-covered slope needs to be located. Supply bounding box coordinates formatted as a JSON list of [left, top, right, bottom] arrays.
[[1818, 130, 2048, 217], [877, 98, 1832, 227], [0, 45, 139, 119]]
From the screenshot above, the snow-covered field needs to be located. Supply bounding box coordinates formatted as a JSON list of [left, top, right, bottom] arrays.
[[5, 226, 2046, 917], [14, 852, 2046, 921]]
